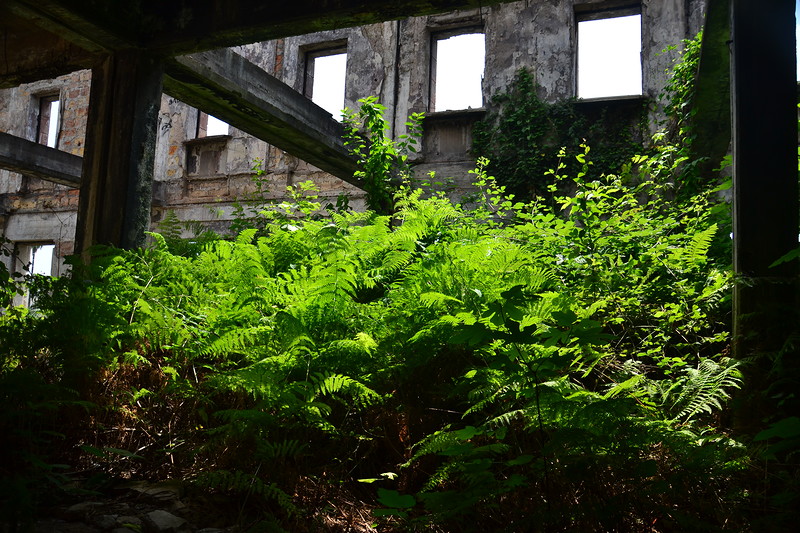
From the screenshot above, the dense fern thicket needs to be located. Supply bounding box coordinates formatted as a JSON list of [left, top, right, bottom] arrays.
[[2, 32, 797, 532], [2, 150, 753, 530]]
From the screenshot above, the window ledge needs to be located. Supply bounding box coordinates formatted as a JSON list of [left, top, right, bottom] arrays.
[[424, 108, 486, 122], [184, 134, 232, 146], [574, 94, 648, 104]]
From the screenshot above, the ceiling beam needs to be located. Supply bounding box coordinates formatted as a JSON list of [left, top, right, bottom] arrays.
[[163, 49, 360, 186], [0, 7, 98, 88], [6, 1, 512, 58], [0, 131, 82, 187], [3, 0, 142, 53], [144, 0, 511, 56]]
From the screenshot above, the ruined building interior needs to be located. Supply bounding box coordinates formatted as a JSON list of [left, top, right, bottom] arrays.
[[0, 0, 705, 278], [0, 0, 797, 354]]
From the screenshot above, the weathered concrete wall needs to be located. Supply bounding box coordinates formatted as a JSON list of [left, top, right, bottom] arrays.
[[1, 0, 706, 262], [0, 69, 87, 271]]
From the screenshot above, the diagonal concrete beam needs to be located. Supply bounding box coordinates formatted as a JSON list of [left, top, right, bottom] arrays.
[[163, 48, 361, 186], [0, 131, 82, 187], [0, 49, 359, 191]]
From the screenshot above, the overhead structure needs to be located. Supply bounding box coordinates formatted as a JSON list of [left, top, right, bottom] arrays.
[[0, 0, 513, 250]]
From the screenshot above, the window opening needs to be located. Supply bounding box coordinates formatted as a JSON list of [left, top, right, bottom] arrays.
[[431, 31, 485, 112], [37, 95, 60, 148], [304, 48, 347, 119], [197, 112, 229, 137], [796, 0, 799, 81], [577, 12, 642, 98], [29, 244, 54, 276], [12, 243, 55, 308]]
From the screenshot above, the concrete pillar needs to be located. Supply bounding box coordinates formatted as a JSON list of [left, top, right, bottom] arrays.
[[75, 51, 163, 254], [730, 0, 798, 426]]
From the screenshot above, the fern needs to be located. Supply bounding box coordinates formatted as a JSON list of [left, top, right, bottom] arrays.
[[667, 358, 742, 421], [194, 469, 296, 515], [308, 371, 381, 408], [404, 426, 459, 467], [256, 439, 307, 462], [668, 223, 718, 270]]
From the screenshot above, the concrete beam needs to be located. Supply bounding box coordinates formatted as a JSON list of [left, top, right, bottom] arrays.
[[144, 0, 513, 56], [691, 0, 731, 178], [3, 0, 142, 53], [0, 131, 82, 187], [731, 0, 798, 348], [75, 52, 163, 253], [5, 1, 514, 58], [163, 49, 360, 186], [729, 0, 798, 430], [1, 0, 517, 89]]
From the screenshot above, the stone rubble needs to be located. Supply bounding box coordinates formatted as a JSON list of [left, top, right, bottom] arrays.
[[31, 481, 238, 533]]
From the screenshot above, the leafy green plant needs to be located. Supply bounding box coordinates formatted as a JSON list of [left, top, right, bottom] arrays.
[[473, 68, 645, 199], [342, 96, 424, 214], [1, 92, 755, 531]]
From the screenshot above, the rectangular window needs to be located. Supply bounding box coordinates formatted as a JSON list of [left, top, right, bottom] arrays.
[[577, 9, 642, 99], [796, 1, 799, 81], [431, 30, 485, 112], [12, 243, 55, 307], [37, 95, 61, 148], [28, 243, 54, 276], [304, 47, 348, 119], [197, 111, 230, 137]]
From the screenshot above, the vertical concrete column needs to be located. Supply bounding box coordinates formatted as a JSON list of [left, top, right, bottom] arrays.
[[75, 51, 164, 254], [730, 0, 798, 425]]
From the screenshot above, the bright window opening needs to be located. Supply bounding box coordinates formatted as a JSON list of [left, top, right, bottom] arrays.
[[37, 95, 60, 148], [577, 14, 642, 98], [796, 0, 799, 81], [30, 244, 54, 276], [198, 112, 230, 137], [432, 32, 485, 111], [14, 243, 55, 308], [305, 50, 348, 119]]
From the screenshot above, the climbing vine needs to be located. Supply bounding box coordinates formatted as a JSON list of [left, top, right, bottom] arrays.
[[473, 68, 645, 199]]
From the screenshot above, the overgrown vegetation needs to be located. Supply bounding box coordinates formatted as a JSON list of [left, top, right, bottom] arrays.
[[1, 32, 797, 532], [472, 68, 646, 199]]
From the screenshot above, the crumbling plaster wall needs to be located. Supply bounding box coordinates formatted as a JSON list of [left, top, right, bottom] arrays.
[[1, 0, 706, 264], [0, 69, 90, 273]]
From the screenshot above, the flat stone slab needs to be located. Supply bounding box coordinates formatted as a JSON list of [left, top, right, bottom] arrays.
[[144, 509, 187, 532]]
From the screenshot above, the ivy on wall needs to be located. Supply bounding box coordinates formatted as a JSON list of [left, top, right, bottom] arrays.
[[472, 68, 647, 199]]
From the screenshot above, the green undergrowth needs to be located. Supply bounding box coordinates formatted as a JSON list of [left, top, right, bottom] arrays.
[[3, 32, 792, 531], [1, 143, 750, 530]]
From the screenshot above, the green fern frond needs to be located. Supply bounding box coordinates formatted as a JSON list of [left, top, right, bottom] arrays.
[[200, 325, 272, 360], [309, 371, 381, 407], [256, 439, 307, 461], [668, 357, 742, 421], [405, 427, 458, 466], [209, 361, 280, 399], [669, 223, 717, 269], [194, 469, 296, 514], [484, 408, 529, 429], [419, 292, 464, 309]]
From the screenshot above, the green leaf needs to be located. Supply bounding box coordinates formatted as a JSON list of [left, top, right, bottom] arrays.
[[377, 488, 416, 509], [754, 417, 800, 441], [453, 426, 479, 440], [506, 454, 534, 466]]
